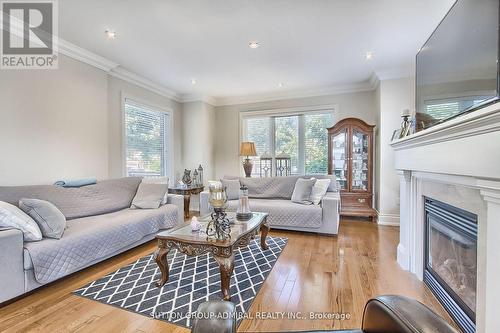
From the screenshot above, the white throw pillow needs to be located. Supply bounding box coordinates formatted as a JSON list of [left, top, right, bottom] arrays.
[[310, 178, 331, 205], [142, 177, 169, 204], [291, 178, 316, 205], [0, 201, 42, 241], [131, 181, 169, 209]]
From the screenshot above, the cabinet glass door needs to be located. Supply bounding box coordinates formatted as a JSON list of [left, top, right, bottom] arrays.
[[351, 129, 369, 191], [331, 129, 348, 190]]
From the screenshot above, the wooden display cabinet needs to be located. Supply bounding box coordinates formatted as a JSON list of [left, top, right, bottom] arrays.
[[327, 118, 377, 221]]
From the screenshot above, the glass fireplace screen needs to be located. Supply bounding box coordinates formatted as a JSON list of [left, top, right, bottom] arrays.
[[425, 198, 477, 327]]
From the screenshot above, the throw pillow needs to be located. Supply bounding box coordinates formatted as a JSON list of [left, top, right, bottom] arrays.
[[131, 181, 169, 209], [310, 179, 331, 205], [142, 176, 169, 204], [328, 178, 341, 192], [0, 201, 42, 241], [291, 178, 316, 205], [221, 179, 241, 200], [19, 198, 66, 239]]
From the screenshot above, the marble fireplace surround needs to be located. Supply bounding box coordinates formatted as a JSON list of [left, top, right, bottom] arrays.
[[391, 103, 500, 333]]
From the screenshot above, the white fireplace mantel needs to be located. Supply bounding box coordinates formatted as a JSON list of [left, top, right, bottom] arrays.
[[391, 103, 500, 333]]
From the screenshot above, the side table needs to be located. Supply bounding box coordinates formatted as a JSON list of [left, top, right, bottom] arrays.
[[168, 185, 204, 219]]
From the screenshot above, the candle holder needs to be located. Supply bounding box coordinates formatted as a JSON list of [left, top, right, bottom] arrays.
[[206, 208, 231, 240], [206, 184, 231, 240]]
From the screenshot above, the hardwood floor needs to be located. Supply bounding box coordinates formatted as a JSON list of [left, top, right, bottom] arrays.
[[0, 219, 454, 332]]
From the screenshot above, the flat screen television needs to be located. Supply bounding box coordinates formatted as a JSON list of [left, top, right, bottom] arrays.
[[415, 0, 499, 131]]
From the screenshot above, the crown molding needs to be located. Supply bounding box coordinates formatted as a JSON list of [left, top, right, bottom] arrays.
[[109, 67, 181, 101], [57, 39, 119, 71], [368, 72, 380, 90], [375, 67, 414, 81], [180, 93, 217, 106], [214, 80, 376, 107], [53, 38, 182, 101]]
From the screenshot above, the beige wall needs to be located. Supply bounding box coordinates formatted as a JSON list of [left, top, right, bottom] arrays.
[[0, 55, 183, 186], [0, 56, 109, 185], [181, 101, 215, 184], [377, 77, 415, 224], [214, 90, 377, 178]]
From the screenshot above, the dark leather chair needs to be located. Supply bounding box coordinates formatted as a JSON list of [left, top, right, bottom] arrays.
[[191, 295, 459, 333], [191, 300, 237, 333]]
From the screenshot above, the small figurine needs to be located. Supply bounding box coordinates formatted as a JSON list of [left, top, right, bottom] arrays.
[[182, 169, 192, 186], [190, 216, 201, 232]]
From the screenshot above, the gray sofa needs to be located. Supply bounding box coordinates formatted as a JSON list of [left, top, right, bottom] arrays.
[[0, 177, 183, 303], [200, 175, 340, 235]]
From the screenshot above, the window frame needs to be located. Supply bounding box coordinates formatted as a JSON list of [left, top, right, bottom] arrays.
[[121, 93, 174, 180], [239, 104, 337, 176]]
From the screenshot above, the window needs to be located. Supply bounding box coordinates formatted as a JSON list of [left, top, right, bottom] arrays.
[[124, 99, 171, 177], [242, 111, 333, 176]]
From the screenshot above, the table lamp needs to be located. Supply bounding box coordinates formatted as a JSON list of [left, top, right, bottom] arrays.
[[239, 142, 257, 177]]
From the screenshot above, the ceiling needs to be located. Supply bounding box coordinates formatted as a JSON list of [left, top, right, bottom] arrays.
[[59, 0, 455, 103]]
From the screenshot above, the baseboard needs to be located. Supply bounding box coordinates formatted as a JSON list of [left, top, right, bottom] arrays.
[[397, 243, 410, 270], [377, 213, 400, 226]]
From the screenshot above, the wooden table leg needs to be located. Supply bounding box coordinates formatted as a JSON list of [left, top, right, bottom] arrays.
[[183, 194, 190, 219], [214, 253, 235, 301], [154, 247, 170, 287], [260, 219, 270, 250]]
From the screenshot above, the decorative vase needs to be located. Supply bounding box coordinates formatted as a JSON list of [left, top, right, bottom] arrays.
[[242, 158, 253, 178]]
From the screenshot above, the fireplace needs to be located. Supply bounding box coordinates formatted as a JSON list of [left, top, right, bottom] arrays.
[[424, 198, 477, 333]]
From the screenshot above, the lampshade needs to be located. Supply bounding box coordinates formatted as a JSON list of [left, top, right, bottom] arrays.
[[239, 142, 257, 156]]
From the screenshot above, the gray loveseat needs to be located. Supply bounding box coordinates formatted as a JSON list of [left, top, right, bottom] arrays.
[[200, 175, 340, 235], [0, 177, 183, 303]]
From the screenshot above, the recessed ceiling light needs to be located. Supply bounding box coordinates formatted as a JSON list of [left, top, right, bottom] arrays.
[[278, 82, 284, 88], [105, 30, 116, 39], [365, 51, 374, 60], [191, 79, 197, 85], [248, 41, 260, 49]]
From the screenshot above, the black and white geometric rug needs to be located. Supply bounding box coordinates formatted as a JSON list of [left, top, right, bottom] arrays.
[[74, 236, 287, 328]]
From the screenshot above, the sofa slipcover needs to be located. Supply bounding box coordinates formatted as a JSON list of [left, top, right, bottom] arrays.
[[0, 177, 183, 303], [225, 199, 322, 228], [23, 204, 178, 283], [201, 175, 340, 235], [0, 177, 142, 220]]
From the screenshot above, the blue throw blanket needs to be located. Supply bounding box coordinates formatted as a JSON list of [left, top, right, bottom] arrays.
[[54, 177, 97, 188]]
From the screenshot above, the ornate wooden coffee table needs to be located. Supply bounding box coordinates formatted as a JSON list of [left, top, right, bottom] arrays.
[[154, 212, 270, 301]]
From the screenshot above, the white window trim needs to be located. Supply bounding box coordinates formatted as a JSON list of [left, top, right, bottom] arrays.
[[121, 92, 174, 181], [239, 104, 337, 176]]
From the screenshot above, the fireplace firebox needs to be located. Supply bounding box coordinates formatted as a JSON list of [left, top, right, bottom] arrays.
[[424, 197, 477, 333]]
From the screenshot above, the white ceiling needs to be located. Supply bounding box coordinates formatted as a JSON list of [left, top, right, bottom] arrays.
[[59, 0, 455, 102]]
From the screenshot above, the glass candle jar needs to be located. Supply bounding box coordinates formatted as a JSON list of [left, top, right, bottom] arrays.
[[208, 183, 228, 209], [236, 185, 252, 221]]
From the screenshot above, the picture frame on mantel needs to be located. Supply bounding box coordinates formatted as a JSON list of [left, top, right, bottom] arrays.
[[391, 129, 402, 141]]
